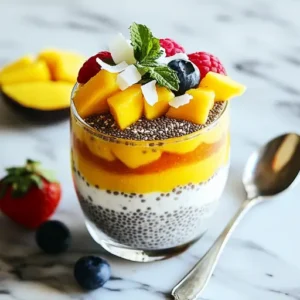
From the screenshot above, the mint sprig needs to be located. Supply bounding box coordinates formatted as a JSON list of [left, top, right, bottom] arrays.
[[129, 23, 179, 91]]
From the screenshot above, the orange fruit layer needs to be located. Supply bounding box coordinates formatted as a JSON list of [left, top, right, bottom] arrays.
[[72, 136, 229, 193]]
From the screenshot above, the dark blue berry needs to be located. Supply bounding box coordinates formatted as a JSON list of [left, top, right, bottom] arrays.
[[168, 59, 200, 95], [35, 220, 71, 254], [74, 256, 111, 290]]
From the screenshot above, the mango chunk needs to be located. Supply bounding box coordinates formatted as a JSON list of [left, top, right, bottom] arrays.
[[2, 81, 73, 111], [144, 86, 174, 120], [200, 72, 246, 101], [107, 84, 143, 130], [73, 70, 119, 118], [0, 55, 34, 79], [38, 49, 86, 83], [112, 145, 161, 168], [0, 60, 50, 85], [166, 88, 215, 125]]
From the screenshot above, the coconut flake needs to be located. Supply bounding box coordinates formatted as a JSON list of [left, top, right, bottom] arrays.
[[161, 53, 189, 64], [141, 80, 158, 106], [169, 94, 193, 108], [109, 33, 136, 65], [96, 58, 128, 73], [117, 65, 142, 91]]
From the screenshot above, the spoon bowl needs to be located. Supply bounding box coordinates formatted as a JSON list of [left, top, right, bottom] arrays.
[[243, 133, 300, 199]]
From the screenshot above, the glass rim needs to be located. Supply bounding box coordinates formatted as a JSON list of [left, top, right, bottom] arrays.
[[71, 83, 228, 146]]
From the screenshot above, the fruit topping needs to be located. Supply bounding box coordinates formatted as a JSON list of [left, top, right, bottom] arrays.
[[144, 86, 174, 119], [200, 72, 246, 101], [0, 55, 34, 80], [168, 59, 200, 96], [0, 60, 51, 85], [77, 51, 113, 84], [109, 33, 136, 65], [160, 38, 185, 57], [107, 84, 143, 129], [167, 88, 215, 125], [0, 160, 61, 229], [36, 220, 71, 254], [116, 64, 142, 90], [169, 93, 193, 108], [188, 52, 226, 78], [74, 256, 111, 290], [141, 80, 158, 106], [73, 70, 119, 118], [96, 58, 128, 73], [38, 49, 85, 83], [2, 81, 73, 113]]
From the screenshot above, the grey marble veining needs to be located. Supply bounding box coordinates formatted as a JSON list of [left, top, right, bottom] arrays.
[[0, 0, 300, 299]]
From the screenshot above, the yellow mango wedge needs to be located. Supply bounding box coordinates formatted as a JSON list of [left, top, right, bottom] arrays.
[[144, 86, 174, 120], [107, 84, 143, 130], [38, 49, 86, 83], [166, 88, 215, 125], [200, 72, 246, 101], [0, 55, 34, 79], [2, 81, 73, 111], [0, 60, 51, 85], [73, 70, 119, 118]]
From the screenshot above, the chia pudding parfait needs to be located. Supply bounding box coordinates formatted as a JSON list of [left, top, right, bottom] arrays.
[[71, 23, 246, 262]]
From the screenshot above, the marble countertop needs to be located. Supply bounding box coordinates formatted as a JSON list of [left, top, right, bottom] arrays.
[[0, 0, 300, 299]]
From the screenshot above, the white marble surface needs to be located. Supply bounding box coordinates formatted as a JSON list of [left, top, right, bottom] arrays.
[[0, 0, 300, 299]]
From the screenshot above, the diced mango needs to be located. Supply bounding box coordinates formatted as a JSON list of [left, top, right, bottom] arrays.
[[107, 84, 143, 130], [0, 60, 50, 85], [112, 145, 161, 168], [0, 55, 34, 79], [166, 88, 215, 125], [144, 86, 174, 120], [84, 133, 116, 161], [200, 72, 246, 101], [73, 70, 119, 118], [2, 81, 73, 110], [38, 49, 86, 83]]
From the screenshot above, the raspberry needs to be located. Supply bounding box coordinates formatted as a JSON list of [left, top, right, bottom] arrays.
[[160, 38, 185, 57], [188, 52, 226, 79], [77, 51, 113, 84]]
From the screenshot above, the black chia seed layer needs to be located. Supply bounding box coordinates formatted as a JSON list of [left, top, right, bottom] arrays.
[[84, 102, 226, 141], [79, 193, 215, 249]]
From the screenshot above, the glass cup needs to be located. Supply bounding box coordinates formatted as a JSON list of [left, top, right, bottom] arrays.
[[71, 86, 230, 262]]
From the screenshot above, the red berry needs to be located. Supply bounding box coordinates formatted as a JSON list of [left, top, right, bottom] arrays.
[[77, 51, 113, 84], [0, 160, 62, 229], [188, 52, 226, 79], [160, 38, 185, 57]]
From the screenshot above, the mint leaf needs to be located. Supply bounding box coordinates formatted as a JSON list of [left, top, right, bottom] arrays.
[[148, 66, 180, 91], [130, 23, 162, 63]]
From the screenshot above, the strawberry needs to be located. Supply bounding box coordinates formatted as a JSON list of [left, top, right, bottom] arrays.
[[0, 159, 61, 229]]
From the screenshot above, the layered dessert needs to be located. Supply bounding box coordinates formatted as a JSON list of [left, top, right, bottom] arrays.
[[71, 23, 245, 261]]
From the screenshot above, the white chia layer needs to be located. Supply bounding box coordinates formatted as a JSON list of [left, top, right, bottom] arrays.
[[73, 165, 229, 249]]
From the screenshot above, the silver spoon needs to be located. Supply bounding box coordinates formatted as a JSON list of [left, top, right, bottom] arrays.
[[172, 133, 300, 300]]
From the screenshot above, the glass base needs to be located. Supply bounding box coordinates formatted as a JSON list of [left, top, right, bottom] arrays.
[[85, 219, 204, 262]]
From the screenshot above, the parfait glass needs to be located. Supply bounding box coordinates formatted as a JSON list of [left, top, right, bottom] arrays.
[[71, 86, 230, 262]]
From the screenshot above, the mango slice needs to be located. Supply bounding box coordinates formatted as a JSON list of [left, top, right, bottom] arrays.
[[38, 49, 86, 83], [0, 60, 50, 85], [112, 145, 161, 168], [0, 55, 34, 79], [73, 70, 119, 118], [166, 88, 215, 125], [200, 72, 246, 101], [144, 86, 174, 120], [2, 81, 73, 111], [107, 84, 143, 130]]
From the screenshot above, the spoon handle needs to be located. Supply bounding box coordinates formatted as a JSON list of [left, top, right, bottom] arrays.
[[172, 198, 257, 300]]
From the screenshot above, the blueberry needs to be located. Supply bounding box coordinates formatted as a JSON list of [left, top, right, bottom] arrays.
[[168, 59, 200, 95], [74, 256, 111, 290], [36, 220, 71, 254]]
